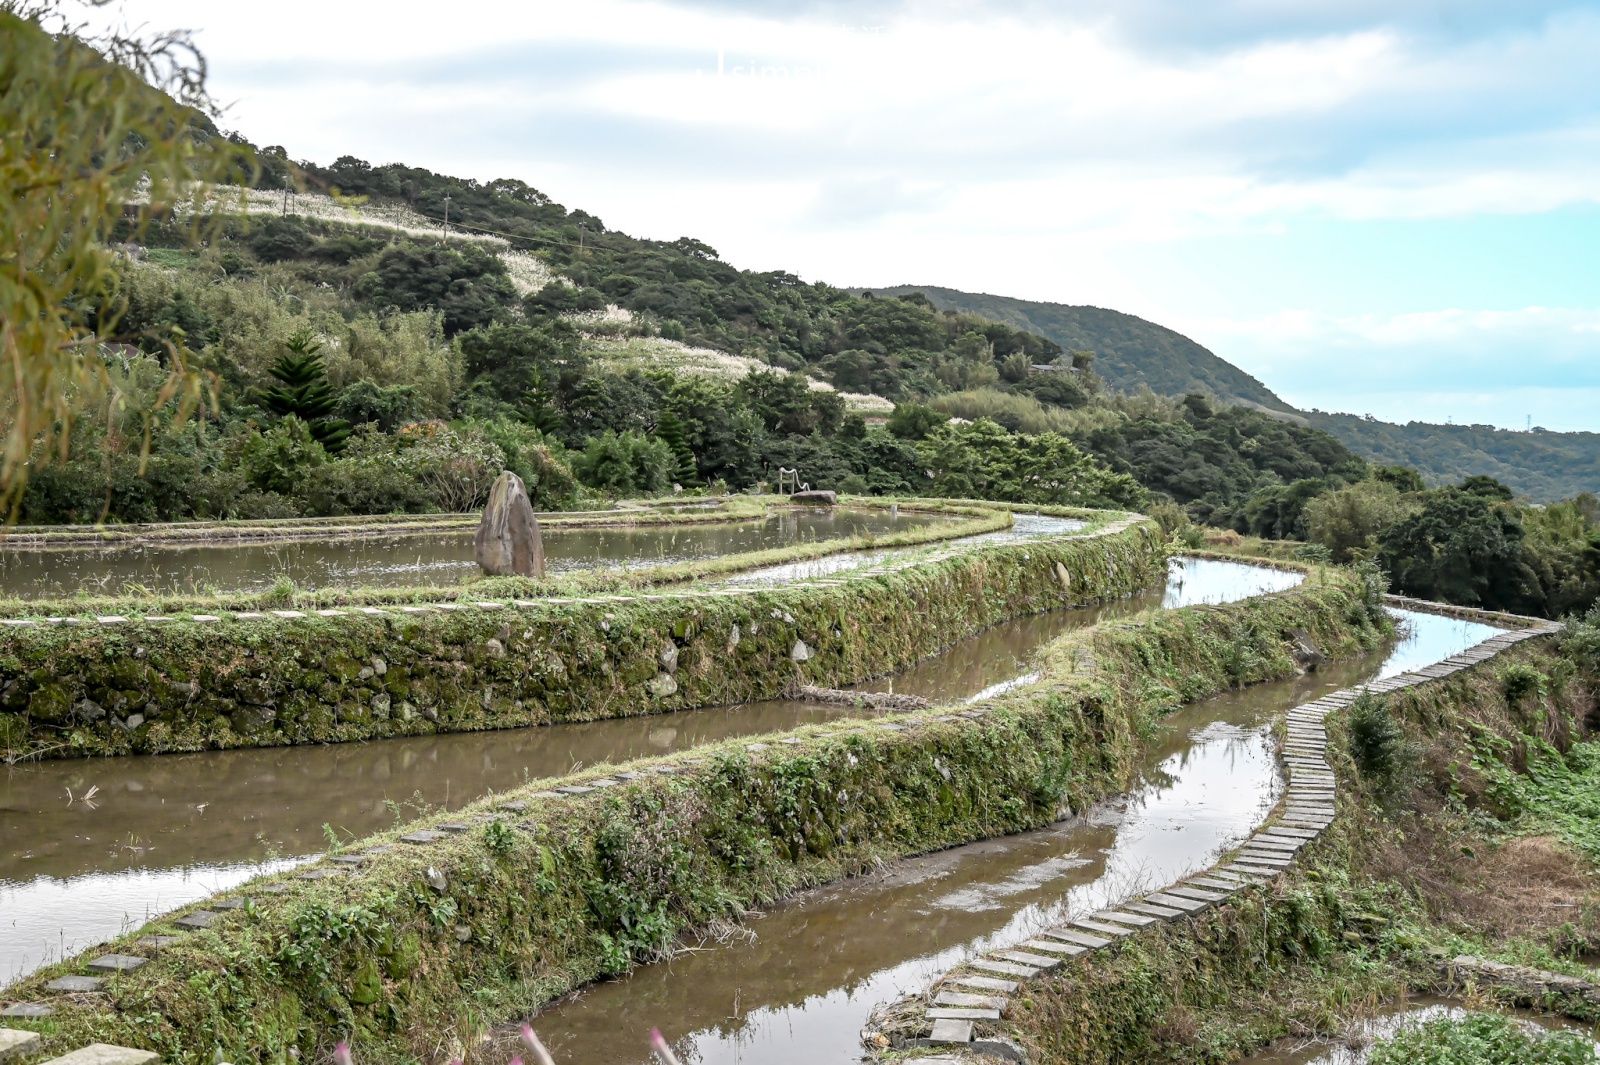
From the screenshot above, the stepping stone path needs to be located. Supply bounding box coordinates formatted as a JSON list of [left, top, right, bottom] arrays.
[[884, 603, 1564, 1049]]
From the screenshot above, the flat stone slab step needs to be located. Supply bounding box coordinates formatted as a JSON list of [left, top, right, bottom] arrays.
[[1040, 928, 1112, 949], [1186, 878, 1240, 892], [1019, 938, 1087, 957], [994, 949, 1062, 969], [87, 955, 146, 973], [1165, 885, 1227, 903], [1, 1004, 52, 1019], [1123, 900, 1186, 919], [174, 910, 219, 930], [934, 991, 1007, 1010], [45, 976, 103, 993], [400, 830, 446, 844], [0, 1029, 42, 1063], [1143, 892, 1208, 913], [1071, 919, 1135, 937], [951, 975, 1018, 993], [928, 1019, 974, 1044], [38, 1046, 158, 1065], [1246, 838, 1301, 852], [967, 959, 1039, 978], [1236, 851, 1294, 865], [1221, 863, 1283, 878], [1092, 909, 1159, 928], [926, 1007, 1001, 1021]]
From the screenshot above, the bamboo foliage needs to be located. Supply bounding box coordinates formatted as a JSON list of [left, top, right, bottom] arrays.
[[0, 2, 249, 510]]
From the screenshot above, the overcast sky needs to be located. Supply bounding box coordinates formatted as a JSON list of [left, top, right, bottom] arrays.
[[108, 0, 1600, 430]]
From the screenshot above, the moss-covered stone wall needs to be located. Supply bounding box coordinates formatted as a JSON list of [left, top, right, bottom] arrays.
[[0, 516, 1161, 761], [0, 566, 1393, 1064]]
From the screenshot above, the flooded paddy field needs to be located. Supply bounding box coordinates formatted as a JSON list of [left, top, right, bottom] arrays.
[[0, 507, 950, 599]]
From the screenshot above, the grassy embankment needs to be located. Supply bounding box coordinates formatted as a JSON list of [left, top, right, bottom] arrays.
[[928, 611, 1600, 1065], [0, 560, 1392, 1065], [0, 505, 1139, 761]]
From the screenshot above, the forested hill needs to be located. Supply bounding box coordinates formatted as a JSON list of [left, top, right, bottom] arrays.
[[868, 285, 1296, 415], [875, 284, 1598, 501], [1301, 414, 1600, 503]]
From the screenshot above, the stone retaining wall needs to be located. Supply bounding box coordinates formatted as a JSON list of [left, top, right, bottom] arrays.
[[0, 514, 1163, 761]]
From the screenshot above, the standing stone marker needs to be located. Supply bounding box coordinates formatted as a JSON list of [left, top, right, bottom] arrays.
[[476, 471, 545, 578]]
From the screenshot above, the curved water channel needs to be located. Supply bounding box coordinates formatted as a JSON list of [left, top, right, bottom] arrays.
[[0, 557, 1292, 984], [517, 608, 1505, 1065], [0, 508, 949, 599]]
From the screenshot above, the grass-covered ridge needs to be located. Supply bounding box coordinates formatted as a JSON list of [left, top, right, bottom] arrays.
[[0, 507, 1152, 761], [0, 559, 1390, 1064]]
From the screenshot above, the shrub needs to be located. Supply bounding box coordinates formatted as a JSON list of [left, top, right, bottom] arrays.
[[390, 421, 507, 511], [1347, 693, 1410, 791], [1500, 662, 1549, 706], [571, 430, 676, 496], [240, 416, 328, 496], [1303, 479, 1417, 563]]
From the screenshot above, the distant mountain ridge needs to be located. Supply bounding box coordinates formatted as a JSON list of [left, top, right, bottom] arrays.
[[869, 285, 1298, 414], [874, 284, 1598, 501]]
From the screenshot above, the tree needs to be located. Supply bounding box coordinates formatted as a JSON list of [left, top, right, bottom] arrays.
[[1, 4, 250, 508], [1379, 489, 1536, 611], [260, 332, 351, 452], [1303, 479, 1419, 563], [571, 430, 675, 496]]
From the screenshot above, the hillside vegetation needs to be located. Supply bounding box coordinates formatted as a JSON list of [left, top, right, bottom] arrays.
[[22, 135, 1600, 619], [1304, 412, 1600, 502], [876, 286, 1599, 502], [870, 285, 1296, 414]]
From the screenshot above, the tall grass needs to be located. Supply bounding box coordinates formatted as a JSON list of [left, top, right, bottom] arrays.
[[929, 388, 1123, 435]]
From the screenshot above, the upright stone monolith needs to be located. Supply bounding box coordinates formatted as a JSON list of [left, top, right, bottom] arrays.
[[475, 471, 545, 578]]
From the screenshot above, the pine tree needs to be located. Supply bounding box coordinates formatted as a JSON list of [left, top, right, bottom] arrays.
[[654, 411, 699, 485], [260, 331, 351, 452]]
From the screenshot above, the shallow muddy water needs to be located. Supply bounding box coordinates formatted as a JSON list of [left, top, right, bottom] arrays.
[[0, 556, 1290, 984], [0, 508, 947, 599], [1238, 997, 1599, 1063], [521, 609, 1505, 1065], [715, 513, 1086, 587]]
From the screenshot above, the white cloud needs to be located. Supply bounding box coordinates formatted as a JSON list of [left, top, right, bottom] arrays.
[[1177, 305, 1600, 428], [92, 0, 1600, 430]]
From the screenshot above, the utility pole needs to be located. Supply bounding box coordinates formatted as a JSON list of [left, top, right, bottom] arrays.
[[281, 185, 289, 216], [442, 195, 452, 243]]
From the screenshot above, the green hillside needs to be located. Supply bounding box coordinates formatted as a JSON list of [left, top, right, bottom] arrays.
[[870, 285, 1296, 414], [874, 285, 1598, 501], [1303, 413, 1600, 502]]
